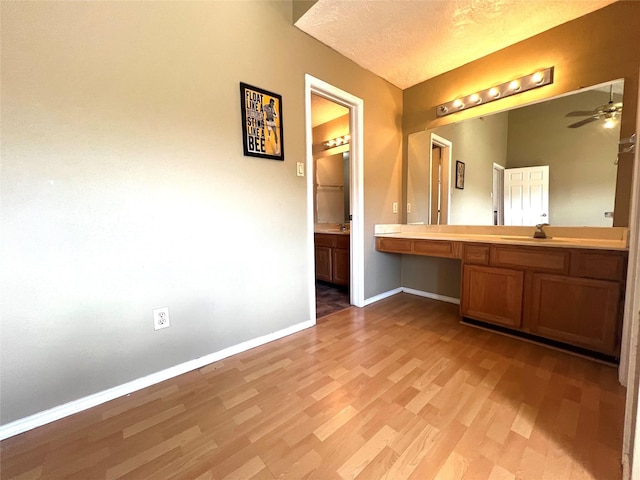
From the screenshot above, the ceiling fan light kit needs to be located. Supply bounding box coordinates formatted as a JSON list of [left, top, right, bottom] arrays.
[[436, 67, 554, 117], [566, 83, 623, 129]]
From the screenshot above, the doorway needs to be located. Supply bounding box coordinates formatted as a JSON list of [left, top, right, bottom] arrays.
[[312, 102, 350, 318], [305, 75, 364, 323], [492, 163, 505, 225], [429, 133, 452, 224]]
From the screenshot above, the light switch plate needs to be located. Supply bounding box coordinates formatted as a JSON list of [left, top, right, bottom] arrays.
[[296, 162, 304, 177]]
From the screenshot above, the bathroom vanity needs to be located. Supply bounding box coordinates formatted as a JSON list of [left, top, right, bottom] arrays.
[[315, 229, 350, 287], [375, 225, 629, 360]]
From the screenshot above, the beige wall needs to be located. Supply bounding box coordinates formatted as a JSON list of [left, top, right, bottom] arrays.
[[0, 1, 403, 425]]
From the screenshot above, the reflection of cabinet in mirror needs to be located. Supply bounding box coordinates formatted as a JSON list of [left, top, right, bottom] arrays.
[[406, 80, 623, 227]]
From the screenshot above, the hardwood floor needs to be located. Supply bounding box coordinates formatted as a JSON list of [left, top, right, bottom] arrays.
[[0, 293, 626, 479]]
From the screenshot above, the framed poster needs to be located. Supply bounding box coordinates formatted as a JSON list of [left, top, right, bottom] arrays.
[[455, 161, 465, 189], [239, 82, 284, 161]]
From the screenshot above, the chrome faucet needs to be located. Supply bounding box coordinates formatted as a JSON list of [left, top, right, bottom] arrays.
[[337, 222, 348, 232], [533, 223, 549, 239]]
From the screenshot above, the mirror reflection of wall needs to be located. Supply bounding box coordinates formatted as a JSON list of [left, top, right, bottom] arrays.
[[311, 94, 350, 225], [406, 80, 623, 227], [315, 152, 350, 223]]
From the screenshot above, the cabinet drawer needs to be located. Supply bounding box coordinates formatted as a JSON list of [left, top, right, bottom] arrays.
[[491, 246, 569, 273], [413, 240, 457, 257], [570, 250, 627, 281], [376, 237, 412, 253], [314, 233, 336, 248], [464, 244, 490, 265], [335, 235, 350, 250]]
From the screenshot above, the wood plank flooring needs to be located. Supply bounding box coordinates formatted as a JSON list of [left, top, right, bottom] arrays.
[[0, 293, 626, 479]]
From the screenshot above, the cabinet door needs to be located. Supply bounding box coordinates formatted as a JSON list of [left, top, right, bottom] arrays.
[[461, 265, 524, 328], [315, 246, 332, 282], [332, 248, 350, 286], [529, 273, 621, 355]]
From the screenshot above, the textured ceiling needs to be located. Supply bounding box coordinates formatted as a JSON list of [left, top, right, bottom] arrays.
[[311, 94, 349, 127], [296, 0, 619, 90]]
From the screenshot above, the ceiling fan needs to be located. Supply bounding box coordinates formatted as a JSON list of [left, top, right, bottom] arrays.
[[566, 85, 623, 129]]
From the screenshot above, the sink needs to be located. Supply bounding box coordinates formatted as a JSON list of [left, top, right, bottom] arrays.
[[317, 228, 348, 233], [500, 236, 562, 242]]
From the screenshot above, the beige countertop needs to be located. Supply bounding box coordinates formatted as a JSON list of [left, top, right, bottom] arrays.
[[374, 224, 629, 251], [315, 223, 350, 235]]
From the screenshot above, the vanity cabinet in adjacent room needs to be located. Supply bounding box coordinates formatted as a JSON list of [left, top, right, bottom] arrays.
[[314, 233, 350, 287]]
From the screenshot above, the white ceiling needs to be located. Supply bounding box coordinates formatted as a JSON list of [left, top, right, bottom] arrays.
[[296, 0, 619, 90]]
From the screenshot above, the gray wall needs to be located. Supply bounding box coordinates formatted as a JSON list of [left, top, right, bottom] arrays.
[[432, 114, 509, 225], [0, 1, 403, 425]]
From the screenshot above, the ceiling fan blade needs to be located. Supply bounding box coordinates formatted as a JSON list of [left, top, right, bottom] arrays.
[[567, 116, 600, 128], [566, 110, 599, 117]]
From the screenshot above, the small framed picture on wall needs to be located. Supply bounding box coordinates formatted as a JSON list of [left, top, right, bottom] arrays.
[[239, 82, 284, 161], [455, 161, 465, 189]]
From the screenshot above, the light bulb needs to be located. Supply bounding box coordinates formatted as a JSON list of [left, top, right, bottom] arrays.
[[488, 87, 500, 98], [344, 135, 351, 142], [604, 117, 616, 129], [531, 72, 544, 85], [469, 93, 481, 104], [509, 80, 521, 92], [453, 99, 464, 109]]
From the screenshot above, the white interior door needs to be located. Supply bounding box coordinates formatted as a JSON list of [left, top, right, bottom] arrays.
[[504, 166, 549, 225]]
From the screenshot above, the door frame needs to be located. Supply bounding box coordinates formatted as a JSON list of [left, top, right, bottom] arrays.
[[492, 163, 505, 225], [304, 75, 365, 318], [621, 70, 640, 478], [429, 133, 452, 224]]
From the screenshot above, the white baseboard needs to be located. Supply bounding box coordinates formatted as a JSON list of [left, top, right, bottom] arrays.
[[364, 287, 402, 305], [363, 287, 460, 306], [0, 319, 315, 441], [401, 287, 460, 305]]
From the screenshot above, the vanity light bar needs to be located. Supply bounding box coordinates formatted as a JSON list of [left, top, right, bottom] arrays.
[[323, 134, 350, 150], [436, 67, 555, 117]]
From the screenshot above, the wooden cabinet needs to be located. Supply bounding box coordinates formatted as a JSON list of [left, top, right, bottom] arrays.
[[461, 265, 523, 328], [314, 233, 349, 286], [376, 237, 462, 258], [314, 246, 332, 282], [460, 245, 627, 358], [529, 273, 621, 354]]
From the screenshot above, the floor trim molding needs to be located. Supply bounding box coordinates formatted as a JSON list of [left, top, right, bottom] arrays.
[[401, 287, 460, 305], [364, 287, 403, 306], [364, 287, 460, 306], [0, 319, 315, 441]]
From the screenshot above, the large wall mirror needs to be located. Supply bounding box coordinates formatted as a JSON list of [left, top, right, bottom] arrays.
[[406, 79, 624, 227]]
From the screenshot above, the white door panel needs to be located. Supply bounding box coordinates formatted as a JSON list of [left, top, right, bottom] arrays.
[[504, 166, 549, 226]]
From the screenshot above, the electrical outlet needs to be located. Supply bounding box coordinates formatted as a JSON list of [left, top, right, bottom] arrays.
[[392, 202, 398, 214], [153, 307, 170, 330]]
